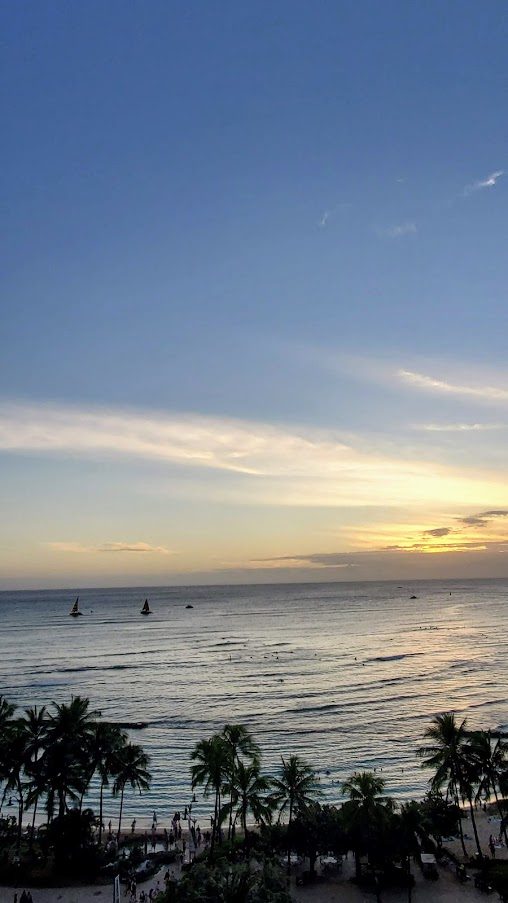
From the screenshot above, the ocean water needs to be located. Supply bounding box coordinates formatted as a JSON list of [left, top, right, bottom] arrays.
[[0, 579, 507, 826]]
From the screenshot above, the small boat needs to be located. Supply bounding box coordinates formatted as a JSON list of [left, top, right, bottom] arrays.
[[185, 604, 193, 609], [70, 596, 83, 617], [410, 595, 418, 600], [141, 599, 151, 615]]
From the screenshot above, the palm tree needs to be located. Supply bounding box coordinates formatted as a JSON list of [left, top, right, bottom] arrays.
[[222, 724, 260, 840], [341, 771, 393, 879], [112, 743, 151, 841], [191, 734, 230, 852], [467, 730, 508, 846], [1, 724, 29, 852], [86, 722, 127, 844], [418, 712, 483, 859], [45, 696, 100, 819], [270, 755, 319, 874], [0, 696, 17, 811], [19, 706, 48, 847], [398, 802, 426, 903], [227, 761, 273, 848]]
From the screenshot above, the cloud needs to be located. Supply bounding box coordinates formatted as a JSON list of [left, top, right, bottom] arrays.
[[460, 510, 508, 528], [252, 507, 508, 569], [463, 170, 504, 196], [45, 541, 172, 554], [250, 554, 357, 570], [318, 211, 329, 228], [2, 399, 508, 511], [414, 423, 506, 432], [377, 222, 417, 238], [97, 542, 171, 554], [399, 369, 508, 402]]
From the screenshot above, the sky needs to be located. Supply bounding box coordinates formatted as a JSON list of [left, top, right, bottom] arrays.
[[1, 0, 507, 589]]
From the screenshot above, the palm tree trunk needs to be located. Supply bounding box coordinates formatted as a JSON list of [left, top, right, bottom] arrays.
[[453, 788, 467, 857], [58, 788, 65, 821], [99, 780, 104, 844], [492, 784, 508, 847], [242, 804, 248, 851], [228, 774, 234, 841], [16, 786, 23, 854], [29, 798, 38, 851], [118, 787, 124, 842], [211, 788, 218, 855], [468, 796, 483, 859], [287, 799, 293, 876]]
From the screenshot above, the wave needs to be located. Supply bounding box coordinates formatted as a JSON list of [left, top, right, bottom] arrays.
[[366, 653, 425, 663], [55, 663, 140, 674]]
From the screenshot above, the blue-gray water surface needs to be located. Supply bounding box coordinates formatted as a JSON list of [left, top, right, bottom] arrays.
[[0, 579, 506, 826]]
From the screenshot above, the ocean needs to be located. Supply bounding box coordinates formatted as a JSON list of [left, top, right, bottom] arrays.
[[0, 579, 507, 827]]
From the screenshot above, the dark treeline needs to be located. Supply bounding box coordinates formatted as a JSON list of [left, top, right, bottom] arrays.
[[190, 715, 508, 866], [1, 697, 508, 899], [0, 695, 151, 853]]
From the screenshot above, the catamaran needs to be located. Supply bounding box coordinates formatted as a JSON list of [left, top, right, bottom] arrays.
[[69, 597, 83, 617], [141, 599, 151, 615]]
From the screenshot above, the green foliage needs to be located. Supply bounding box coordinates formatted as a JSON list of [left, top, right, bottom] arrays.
[[340, 770, 396, 878], [46, 807, 104, 878], [289, 802, 346, 874], [420, 790, 461, 841], [159, 858, 291, 903], [0, 693, 151, 880]]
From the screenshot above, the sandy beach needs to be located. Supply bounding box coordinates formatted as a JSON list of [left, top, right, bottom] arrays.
[[0, 808, 505, 903]]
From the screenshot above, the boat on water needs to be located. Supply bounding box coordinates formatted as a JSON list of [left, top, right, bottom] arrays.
[[69, 597, 83, 617], [141, 599, 151, 615]]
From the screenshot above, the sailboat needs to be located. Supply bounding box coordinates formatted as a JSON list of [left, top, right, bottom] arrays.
[[141, 598, 151, 615], [69, 596, 83, 617]]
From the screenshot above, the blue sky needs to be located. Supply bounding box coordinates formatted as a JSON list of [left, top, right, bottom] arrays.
[[1, 1, 507, 588]]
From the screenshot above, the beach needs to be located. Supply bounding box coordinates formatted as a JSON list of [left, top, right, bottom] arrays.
[[0, 808, 506, 903]]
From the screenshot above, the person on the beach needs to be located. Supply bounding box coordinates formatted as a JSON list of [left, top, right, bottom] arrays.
[[131, 818, 136, 833], [489, 837, 496, 857], [153, 810, 157, 824]]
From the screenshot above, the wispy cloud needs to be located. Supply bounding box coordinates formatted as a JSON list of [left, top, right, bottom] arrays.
[[252, 507, 508, 569], [377, 222, 416, 239], [399, 369, 508, 402], [414, 423, 506, 432], [2, 400, 508, 511], [45, 541, 172, 554], [460, 510, 508, 528], [463, 169, 504, 196], [317, 203, 351, 229]]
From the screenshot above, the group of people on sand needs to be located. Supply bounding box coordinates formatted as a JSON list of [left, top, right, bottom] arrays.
[[126, 875, 160, 902], [13, 893, 33, 903]]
